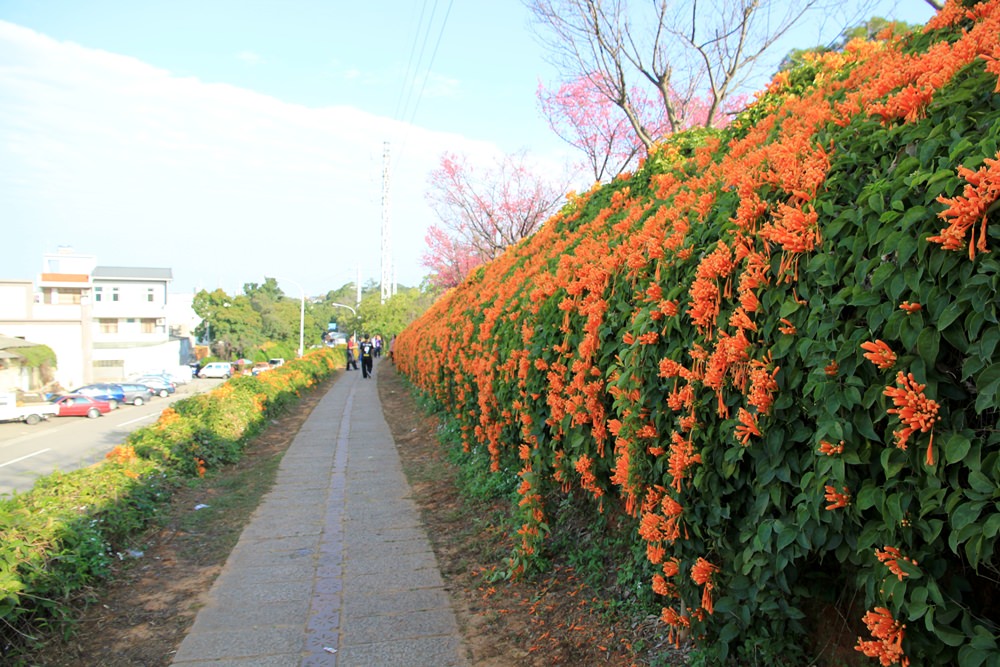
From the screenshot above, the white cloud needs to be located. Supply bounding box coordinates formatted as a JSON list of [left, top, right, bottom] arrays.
[[0, 20, 498, 294], [236, 50, 263, 65]]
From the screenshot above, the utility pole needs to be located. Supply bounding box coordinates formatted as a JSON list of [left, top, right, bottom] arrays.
[[355, 265, 361, 308], [380, 141, 392, 304]]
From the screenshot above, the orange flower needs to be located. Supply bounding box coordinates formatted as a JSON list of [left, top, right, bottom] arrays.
[[884, 371, 940, 464], [734, 408, 761, 445], [875, 546, 918, 582], [861, 340, 897, 370], [928, 155, 1000, 260], [778, 318, 797, 335], [575, 453, 604, 497], [855, 607, 909, 667], [825, 361, 839, 376], [824, 485, 851, 510], [667, 431, 701, 492], [638, 331, 660, 345], [898, 301, 922, 313], [690, 557, 719, 615], [818, 440, 845, 456]]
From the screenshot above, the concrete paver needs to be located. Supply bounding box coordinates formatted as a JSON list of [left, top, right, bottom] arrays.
[[171, 363, 468, 667]]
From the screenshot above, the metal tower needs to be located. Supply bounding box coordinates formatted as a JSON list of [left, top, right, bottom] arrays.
[[380, 141, 392, 304]]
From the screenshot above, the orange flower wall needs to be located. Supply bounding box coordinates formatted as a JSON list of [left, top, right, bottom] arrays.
[[396, 2, 1000, 663]]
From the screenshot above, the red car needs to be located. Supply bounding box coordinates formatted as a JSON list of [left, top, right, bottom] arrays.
[[52, 394, 114, 418]]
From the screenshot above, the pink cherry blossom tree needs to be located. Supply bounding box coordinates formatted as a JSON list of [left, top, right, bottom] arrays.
[[422, 151, 568, 288]]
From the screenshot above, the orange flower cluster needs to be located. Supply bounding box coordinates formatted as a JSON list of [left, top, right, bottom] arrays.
[[690, 557, 719, 615], [105, 444, 138, 464], [884, 371, 940, 465], [928, 155, 1000, 259], [861, 340, 897, 370], [819, 440, 845, 456], [387, 3, 1000, 657], [856, 607, 909, 667], [824, 485, 851, 510], [875, 545, 918, 582]]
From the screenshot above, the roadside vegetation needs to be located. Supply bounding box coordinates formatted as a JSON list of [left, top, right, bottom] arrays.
[[0, 348, 341, 661]]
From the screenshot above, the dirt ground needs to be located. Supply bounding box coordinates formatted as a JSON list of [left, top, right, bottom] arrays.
[[25, 365, 676, 666]]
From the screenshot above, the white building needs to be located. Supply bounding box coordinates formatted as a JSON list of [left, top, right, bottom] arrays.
[[0, 248, 193, 389]]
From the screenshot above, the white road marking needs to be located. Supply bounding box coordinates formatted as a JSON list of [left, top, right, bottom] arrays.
[[119, 413, 160, 427], [0, 448, 52, 468]]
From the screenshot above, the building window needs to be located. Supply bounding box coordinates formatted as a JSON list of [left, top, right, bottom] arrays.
[[94, 286, 103, 302], [147, 287, 155, 303], [112, 287, 119, 302], [99, 319, 119, 334], [141, 318, 156, 334]]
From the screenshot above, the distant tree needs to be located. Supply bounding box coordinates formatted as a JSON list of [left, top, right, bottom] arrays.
[[421, 224, 482, 290], [537, 75, 645, 182], [192, 289, 263, 360], [423, 151, 567, 288], [525, 0, 869, 151], [356, 286, 436, 341], [243, 277, 284, 302], [538, 72, 746, 181]]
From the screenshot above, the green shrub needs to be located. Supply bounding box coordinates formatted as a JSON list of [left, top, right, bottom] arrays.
[[0, 348, 338, 657]]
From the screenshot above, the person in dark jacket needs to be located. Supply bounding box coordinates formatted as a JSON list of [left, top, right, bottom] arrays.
[[359, 335, 374, 378]]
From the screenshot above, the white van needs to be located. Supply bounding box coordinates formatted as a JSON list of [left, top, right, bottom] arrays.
[[198, 362, 233, 379]]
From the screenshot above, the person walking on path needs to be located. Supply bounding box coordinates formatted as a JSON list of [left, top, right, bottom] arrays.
[[360, 335, 374, 379], [346, 337, 359, 371]]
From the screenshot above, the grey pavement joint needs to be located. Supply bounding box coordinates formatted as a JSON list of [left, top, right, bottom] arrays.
[[170, 362, 468, 667]]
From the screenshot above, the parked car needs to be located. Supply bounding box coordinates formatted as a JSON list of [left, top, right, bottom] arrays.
[[198, 362, 233, 379], [116, 383, 155, 406], [250, 362, 272, 376], [69, 383, 124, 410], [52, 394, 113, 418], [0, 392, 58, 425], [133, 375, 176, 398], [137, 368, 191, 385]]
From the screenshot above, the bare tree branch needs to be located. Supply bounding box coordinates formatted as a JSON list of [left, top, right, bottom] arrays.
[[527, 0, 883, 148]]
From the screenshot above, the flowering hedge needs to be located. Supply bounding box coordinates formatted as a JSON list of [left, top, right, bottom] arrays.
[[0, 348, 340, 654], [395, 3, 1000, 664]]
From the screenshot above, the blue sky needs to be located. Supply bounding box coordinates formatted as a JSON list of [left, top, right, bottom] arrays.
[[0, 0, 936, 297]]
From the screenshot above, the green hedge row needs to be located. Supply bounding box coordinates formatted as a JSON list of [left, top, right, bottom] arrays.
[[0, 348, 340, 657]]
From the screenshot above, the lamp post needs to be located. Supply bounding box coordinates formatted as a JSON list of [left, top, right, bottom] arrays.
[[330, 302, 357, 340], [274, 276, 305, 358]]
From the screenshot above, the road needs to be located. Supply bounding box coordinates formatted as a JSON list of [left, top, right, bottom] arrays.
[[0, 378, 223, 498]]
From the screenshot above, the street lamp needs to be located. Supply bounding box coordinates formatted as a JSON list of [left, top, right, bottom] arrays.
[[330, 302, 357, 340], [273, 276, 305, 358]]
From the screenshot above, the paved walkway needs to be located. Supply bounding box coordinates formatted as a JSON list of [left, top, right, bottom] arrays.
[[171, 362, 468, 666]]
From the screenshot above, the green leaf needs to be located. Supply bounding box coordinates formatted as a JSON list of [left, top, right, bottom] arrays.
[[916, 328, 940, 364], [856, 484, 884, 511], [776, 526, 797, 551], [951, 501, 985, 533], [976, 363, 1000, 412], [937, 624, 968, 647], [967, 471, 994, 495], [937, 301, 963, 331], [944, 433, 972, 465]]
